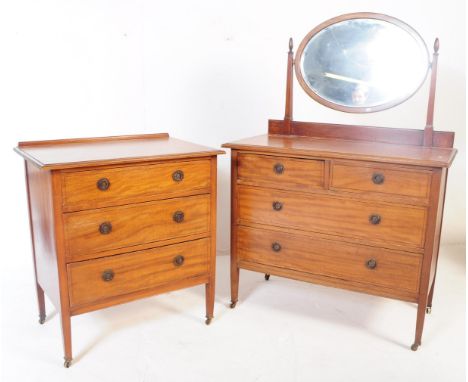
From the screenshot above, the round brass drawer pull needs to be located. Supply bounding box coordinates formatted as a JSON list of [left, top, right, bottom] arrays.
[[173, 211, 185, 223], [273, 163, 285, 174], [372, 173, 385, 185], [172, 170, 184, 182], [272, 201, 283, 211], [97, 178, 110, 191], [173, 255, 185, 266], [369, 214, 381, 225], [102, 269, 115, 281], [99, 222, 112, 234], [272, 242, 282, 252], [366, 259, 377, 270]]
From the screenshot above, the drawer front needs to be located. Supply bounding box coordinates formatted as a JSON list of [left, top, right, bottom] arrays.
[[238, 153, 324, 191], [64, 194, 210, 260], [238, 186, 427, 248], [68, 238, 210, 307], [62, 159, 211, 211], [331, 162, 431, 199], [237, 227, 421, 294]]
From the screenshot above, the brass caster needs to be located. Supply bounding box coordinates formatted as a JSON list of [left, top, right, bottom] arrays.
[[205, 317, 213, 325], [411, 343, 420, 351], [64, 358, 72, 368], [230, 301, 237, 309], [265, 274, 270, 281], [39, 314, 46, 325], [426, 306, 432, 314]]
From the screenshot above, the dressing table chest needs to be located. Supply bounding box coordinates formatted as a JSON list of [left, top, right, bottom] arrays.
[[223, 13, 457, 350], [15, 133, 223, 367]]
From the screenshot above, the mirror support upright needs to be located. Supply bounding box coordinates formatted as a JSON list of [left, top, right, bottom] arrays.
[[423, 38, 440, 147], [284, 38, 294, 134]]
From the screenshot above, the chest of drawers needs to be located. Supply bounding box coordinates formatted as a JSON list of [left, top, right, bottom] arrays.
[[15, 133, 223, 367], [223, 131, 456, 350]]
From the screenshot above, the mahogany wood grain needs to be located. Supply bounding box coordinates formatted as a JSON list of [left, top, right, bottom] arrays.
[[68, 238, 210, 308], [15, 133, 224, 170], [238, 226, 422, 294], [412, 167, 444, 349], [230, 150, 240, 307], [64, 194, 210, 261], [24, 161, 46, 323], [238, 260, 418, 303], [205, 157, 218, 321], [238, 153, 324, 192], [330, 161, 431, 199], [427, 168, 448, 309], [267, 120, 455, 149], [51, 170, 73, 366], [423, 39, 440, 147], [70, 274, 210, 316], [237, 220, 425, 255], [25, 162, 61, 309], [284, 37, 294, 134], [61, 159, 211, 211], [238, 185, 427, 248], [17, 133, 223, 366], [223, 133, 456, 168], [224, 17, 456, 350]]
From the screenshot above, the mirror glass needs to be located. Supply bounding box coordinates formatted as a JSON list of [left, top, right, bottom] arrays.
[[296, 15, 430, 112]]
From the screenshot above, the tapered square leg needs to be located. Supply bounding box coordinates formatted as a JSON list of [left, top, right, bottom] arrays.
[[60, 311, 72, 367], [36, 283, 46, 324], [411, 301, 427, 351], [230, 262, 239, 309], [205, 282, 215, 325], [426, 274, 437, 314]]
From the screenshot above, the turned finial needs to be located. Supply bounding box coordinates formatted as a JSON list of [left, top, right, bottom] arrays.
[[289, 37, 293, 53], [434, 38, 439, 53]]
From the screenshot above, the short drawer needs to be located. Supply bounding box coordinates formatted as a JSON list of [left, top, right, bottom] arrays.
[[238, 226, 421, 294], [238, 153, 324, 191], [331, 162, 431, 199], [238, 186, 427, 249], [64, 194, 210, 261], [61, 159, 211, 211], [67, 238, 210, 308]]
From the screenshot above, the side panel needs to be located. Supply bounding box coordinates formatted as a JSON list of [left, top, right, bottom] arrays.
[[26, 161, 60, 308]]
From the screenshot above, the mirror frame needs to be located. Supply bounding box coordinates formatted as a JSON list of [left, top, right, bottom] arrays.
[[294, 12, 430, 113]]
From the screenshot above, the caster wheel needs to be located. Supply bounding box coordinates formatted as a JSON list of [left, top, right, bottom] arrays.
[[426, 306, 432, 314], [230, 301, 237, 309], [205, 317, 212, 325], [265, 274, 270, 281], [64, 359, 72, 368], [39, 315, 46, 325], [411, 343, 419, 351]]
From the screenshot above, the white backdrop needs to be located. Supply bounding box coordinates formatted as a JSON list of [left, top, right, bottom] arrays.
[[0, 0, 465, 254]]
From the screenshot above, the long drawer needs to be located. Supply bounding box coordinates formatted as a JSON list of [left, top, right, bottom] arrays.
[[238, 226, 421, 294], [67, 238, 210, 308], [64, 194, 210, 261], [238, 186, 427, 248], [61, 159, 211, 211], [238, 153, 324, 191], [331, 161, 431, 200]]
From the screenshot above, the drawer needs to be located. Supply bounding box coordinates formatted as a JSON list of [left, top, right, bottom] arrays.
[[237, 227, 421, 294], [331, 162, 431, 199], [238, 153, 324, 191], [61, 159, 211, 211], [238, 186, 427, 248], [67, 238, 210, 308], [64, 194, 210, 261]]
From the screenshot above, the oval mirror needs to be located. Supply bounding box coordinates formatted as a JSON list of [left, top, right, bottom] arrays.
[[295, 13, 430, 113]]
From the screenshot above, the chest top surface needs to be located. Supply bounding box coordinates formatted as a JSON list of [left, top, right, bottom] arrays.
[[222, 134, 456, 168], [15, 133, 224, 170]]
